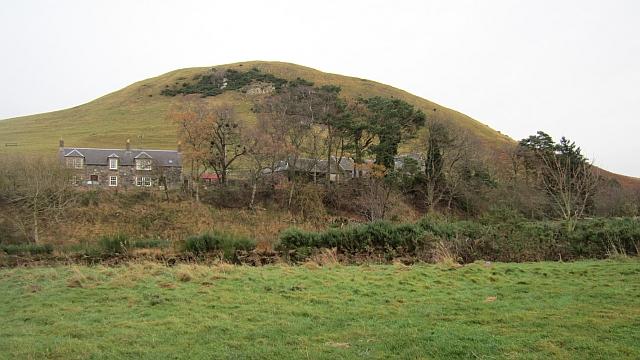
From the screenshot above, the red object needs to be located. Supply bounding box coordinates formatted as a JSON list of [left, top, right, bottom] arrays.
[[201, 173, 219, 183]]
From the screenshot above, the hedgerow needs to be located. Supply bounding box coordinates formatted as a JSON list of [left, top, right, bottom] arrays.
[[184, 231, 256, 261], [0, 243, 53, 255], [280, 221, 428, 254], [278, 217, 640, 262]]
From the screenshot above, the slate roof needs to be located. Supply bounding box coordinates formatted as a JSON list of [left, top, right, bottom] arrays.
[[268, 156, 349, 175], [338, 157, 355, 172], [60, 147, 181, 167]]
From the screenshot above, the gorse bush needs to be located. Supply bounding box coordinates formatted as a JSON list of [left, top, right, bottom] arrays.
[[280, 221, 428, 254], [566, 218, 640, 257], [185, 231, 256, 261], [279, 217, 640, 262], [0, 243, 53, 255], [161, 68, 304, 98], [99, 234, 131, 255]]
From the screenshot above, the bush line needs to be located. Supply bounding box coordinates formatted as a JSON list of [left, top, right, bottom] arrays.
[[278, 217, 640, 262]]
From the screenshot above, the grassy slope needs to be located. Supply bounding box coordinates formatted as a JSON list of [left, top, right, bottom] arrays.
[[0, 61, 512, 154], [1, 260, 639, 359]]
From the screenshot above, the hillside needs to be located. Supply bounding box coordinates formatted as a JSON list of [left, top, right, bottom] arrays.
[[0, 61, 512, 153], [0, 60, 637, 188]]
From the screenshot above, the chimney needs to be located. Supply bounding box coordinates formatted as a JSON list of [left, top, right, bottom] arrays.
[[126, 139, 131, 152], [177, 141, 182, 153], [59, 138, 64, 148]]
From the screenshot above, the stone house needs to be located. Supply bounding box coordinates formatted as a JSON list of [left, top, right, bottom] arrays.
[[267, 156, 356, 182], [58, 139, 183, 189]]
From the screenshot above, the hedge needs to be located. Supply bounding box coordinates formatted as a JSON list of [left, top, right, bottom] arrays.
[[278, 217, 640, 262]]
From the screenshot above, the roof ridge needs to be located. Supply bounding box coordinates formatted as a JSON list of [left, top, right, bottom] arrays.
[[63, 147, 179, 152]]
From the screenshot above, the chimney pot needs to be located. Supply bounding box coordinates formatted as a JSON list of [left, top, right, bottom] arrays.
[[59, 138, 64, 148], [126, 139, 131, 151], [177, 141, 182, 152]]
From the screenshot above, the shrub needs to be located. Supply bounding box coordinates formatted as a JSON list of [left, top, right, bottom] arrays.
[[279, 221, 428, 254], [99, 234, 131, 255], [131, 239, 171, 249], [184, 231, 256, 261], [279, 228, 319, 248], [279, 217, 640, 263], [160, 68, 298, 98], [202, 184, 250, 208], [0, 243, 53, 255], [292, 183, 326, 221], [565, 218, 640, 258], [78, 190, 101, 207]]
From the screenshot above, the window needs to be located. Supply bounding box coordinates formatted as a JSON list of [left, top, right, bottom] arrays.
[[135, 159, 152, 171], [109, 176, 117, 187], [109, 158, 118, 170], [136, 176, 152, 187], [66, 157, 84, 169]]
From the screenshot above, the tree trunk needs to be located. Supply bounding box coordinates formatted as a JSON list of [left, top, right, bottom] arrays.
[[32, 208, 39, 244], [327, 128, 332, 184], [288, 181, 296, 208], [249, 181, 257, 209]]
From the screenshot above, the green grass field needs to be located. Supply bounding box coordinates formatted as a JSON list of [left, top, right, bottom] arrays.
[[1, 259, 639, 359]]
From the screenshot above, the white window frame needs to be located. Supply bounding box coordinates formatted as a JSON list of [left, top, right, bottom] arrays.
[[109, 176, 118, 187], [109, 158, 118, 170], [66, 157, 84, 169], [136, 176, 152, 187], [135, 159, 152, 171]]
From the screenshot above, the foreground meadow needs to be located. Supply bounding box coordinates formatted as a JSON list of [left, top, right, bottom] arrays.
[[1, 260, 639, 359]]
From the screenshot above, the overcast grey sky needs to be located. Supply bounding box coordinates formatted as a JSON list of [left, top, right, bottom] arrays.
[[1, 0, 639, 176]]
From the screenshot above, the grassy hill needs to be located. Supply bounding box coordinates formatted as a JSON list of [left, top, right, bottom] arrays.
[[0, 60, 637, 188], [0, 61, 512, 154]]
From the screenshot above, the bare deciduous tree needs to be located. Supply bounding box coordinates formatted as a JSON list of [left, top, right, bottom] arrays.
[[205, 105, 247, 185], [421, 120, 472, 213], [244, 114, 290, 209], [169, 98, 211, 201], [0, 155, 76, 243], [516, 132, 602, 228], [254, 86, 314, 207], [358, 165, 394, 221], [539, 154, 601, 230], [170, 99, 247, 190]]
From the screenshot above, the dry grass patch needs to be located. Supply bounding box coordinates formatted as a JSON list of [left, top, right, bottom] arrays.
[[432, 241, 462, 269], [302, 261, 320, 270], [310, 248, 340, 267], [106, 264, 148, 288], [25, 284, 43, 293], [176, 270, 192, 282], [67, 267, 89, 288], [158, 282, 177, 289]]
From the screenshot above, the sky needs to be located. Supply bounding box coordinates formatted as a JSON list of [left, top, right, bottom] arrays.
[[1, 0, 639, 177]]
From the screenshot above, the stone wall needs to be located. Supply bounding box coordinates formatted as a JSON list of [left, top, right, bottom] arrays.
[[69, 165, 183, 189]]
